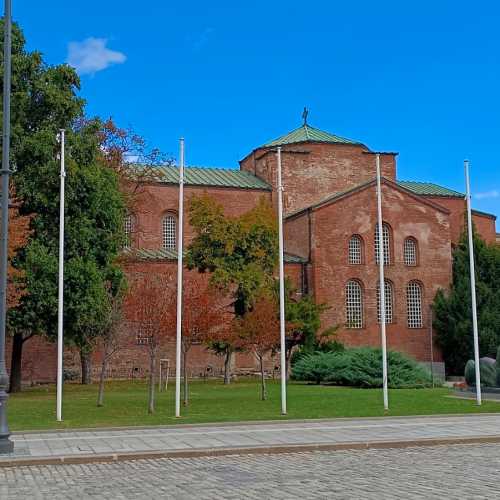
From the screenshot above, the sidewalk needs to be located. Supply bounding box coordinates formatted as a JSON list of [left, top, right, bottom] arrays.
[[3, 413, 500, 467]]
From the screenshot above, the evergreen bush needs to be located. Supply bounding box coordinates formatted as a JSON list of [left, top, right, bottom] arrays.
[[464, 357, 497, 387], [291, 347, 432, 388]]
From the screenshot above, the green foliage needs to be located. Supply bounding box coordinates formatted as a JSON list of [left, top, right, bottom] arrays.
[[186, 195, 278, 316], [290, 339, 344, 367], [285, 292, 333, 348], [464, 358, 497, 388], [269, 277, 337, 361], [292, 348, 432, 388], [434, 228, 500, 375], [5, 22, 126, 357], [290, 352, 334, 384]]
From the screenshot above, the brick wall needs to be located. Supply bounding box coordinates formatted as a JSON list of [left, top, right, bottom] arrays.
[[424, 196, 497, 245], [283, 211, 310, 260], [129, 183, 272, 250], [309, 181, 452, 362], [240, 143, 396, 214]]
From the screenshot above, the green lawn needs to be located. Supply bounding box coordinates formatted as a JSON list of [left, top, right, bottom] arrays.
[[7, 379, 499, 431]]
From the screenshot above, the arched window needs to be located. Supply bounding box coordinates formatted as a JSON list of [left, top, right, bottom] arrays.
[[377, 280, 394, 324], [404, 237, 418, 266], [124, 214, 133, 249], [375, 223, 391, 265], [348, 235, 363, 265], [345, 280, 363, 329], [162, 214, 177, 250], [407, 281, 423, 328]]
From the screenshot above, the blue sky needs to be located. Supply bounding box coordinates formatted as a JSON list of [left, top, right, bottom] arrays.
[[15, 1, 500, 226]]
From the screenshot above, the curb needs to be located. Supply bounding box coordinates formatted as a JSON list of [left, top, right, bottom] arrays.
[[1, 435, 500, 468]]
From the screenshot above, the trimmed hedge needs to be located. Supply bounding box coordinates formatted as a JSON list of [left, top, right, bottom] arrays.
[[291, 348, 432, 388]]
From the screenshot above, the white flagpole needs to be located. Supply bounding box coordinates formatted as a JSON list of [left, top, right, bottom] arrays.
[[376, 153, 389, 410], [277, 147, 287, 415], [175, 138, 185, 418], [464, 160, 482, 405], [56, 129, 65, 422]]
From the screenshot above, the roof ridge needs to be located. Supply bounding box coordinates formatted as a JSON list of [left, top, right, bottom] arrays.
[[263, 123, 363, 148], [304, 123, 311, 140]]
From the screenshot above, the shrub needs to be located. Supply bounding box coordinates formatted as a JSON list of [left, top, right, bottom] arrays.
[[291, 347, 432, 388], [465, 357, 497, 387], [290, 340, 344, 367], [291, 352, 336, 384]]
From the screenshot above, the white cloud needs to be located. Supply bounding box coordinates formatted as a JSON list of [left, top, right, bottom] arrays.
[[191, 27, 214, 52], [67, 37, 126, 75], [475, 190, 499, 200]]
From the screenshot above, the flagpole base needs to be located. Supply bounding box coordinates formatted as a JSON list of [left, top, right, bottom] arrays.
[[0, 437, 13, 454]]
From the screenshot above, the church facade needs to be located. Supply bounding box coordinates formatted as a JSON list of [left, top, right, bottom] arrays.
[[11, 122, 498, 383]]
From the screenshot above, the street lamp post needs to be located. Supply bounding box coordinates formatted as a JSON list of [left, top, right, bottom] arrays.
[[0, 0, 14, 454]]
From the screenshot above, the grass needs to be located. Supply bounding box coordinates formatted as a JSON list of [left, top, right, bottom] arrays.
[[7, 379, 500, 432]]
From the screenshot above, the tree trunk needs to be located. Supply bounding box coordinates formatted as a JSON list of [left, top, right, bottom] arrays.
[[285, 347, 293, 381], [183, 348, 189, 406], [96, 353, 108, 407], [148, 351, 156, 414], [80, 349, 92, 385], [9, 332, 24, 393], [223, 348, 232, 385], [259, 355, 267, 401]]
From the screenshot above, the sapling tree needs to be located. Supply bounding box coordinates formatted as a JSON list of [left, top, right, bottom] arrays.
[[125, 273, 171, 414], [166, 279, 226, 406], [235, 292, 281, 400], [96, 281, 127, 407]]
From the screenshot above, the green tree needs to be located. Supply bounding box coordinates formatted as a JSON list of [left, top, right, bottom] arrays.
[[434, 229, 500, 375], [3, 21, 126, 388], [270, 278, 337, 376], [186, 194, 278, 382]]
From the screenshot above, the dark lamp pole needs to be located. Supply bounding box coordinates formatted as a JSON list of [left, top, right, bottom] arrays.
[[0, 0, 14, 454]]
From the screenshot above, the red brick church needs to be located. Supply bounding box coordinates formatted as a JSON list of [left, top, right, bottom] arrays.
[[13, 120, 498, 383]]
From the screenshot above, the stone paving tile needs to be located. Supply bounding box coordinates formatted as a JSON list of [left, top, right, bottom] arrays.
[[5, 414, 500, 460]]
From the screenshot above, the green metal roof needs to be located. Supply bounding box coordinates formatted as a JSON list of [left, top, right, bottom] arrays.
[[264, 124, 362, 147], [136, 165, 271, 190], [122, 248, 307, 264], [397, 181, 464, 198]]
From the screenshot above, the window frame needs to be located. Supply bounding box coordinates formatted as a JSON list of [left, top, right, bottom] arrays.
[[406, 281, 424, 329], [374, 222, 392, 265], [124, 214, 134, 249], [377, 279, 394, 324], [162, 212, 177, 250], [403, 237, 419, 267], [348, 234, 364, 265], [345, 279, 364, 329]]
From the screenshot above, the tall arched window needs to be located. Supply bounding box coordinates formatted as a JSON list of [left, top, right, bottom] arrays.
[[407, 281, 423, 328], [345, 280, 363, 329], [162, 214, 177, 250], [404, 237, 418, 266], [377, 280, 394, 324], [124, 214, 133, 249], [348, 235, 363, 265], [375, 223, 391, 265]]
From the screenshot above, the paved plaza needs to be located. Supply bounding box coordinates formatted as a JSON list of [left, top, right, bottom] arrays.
[[1, 442, 500, 499], [5, 414, 500, 464]]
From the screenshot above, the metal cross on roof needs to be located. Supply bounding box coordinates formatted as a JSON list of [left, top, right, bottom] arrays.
[[302, 107, 309, 125]]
